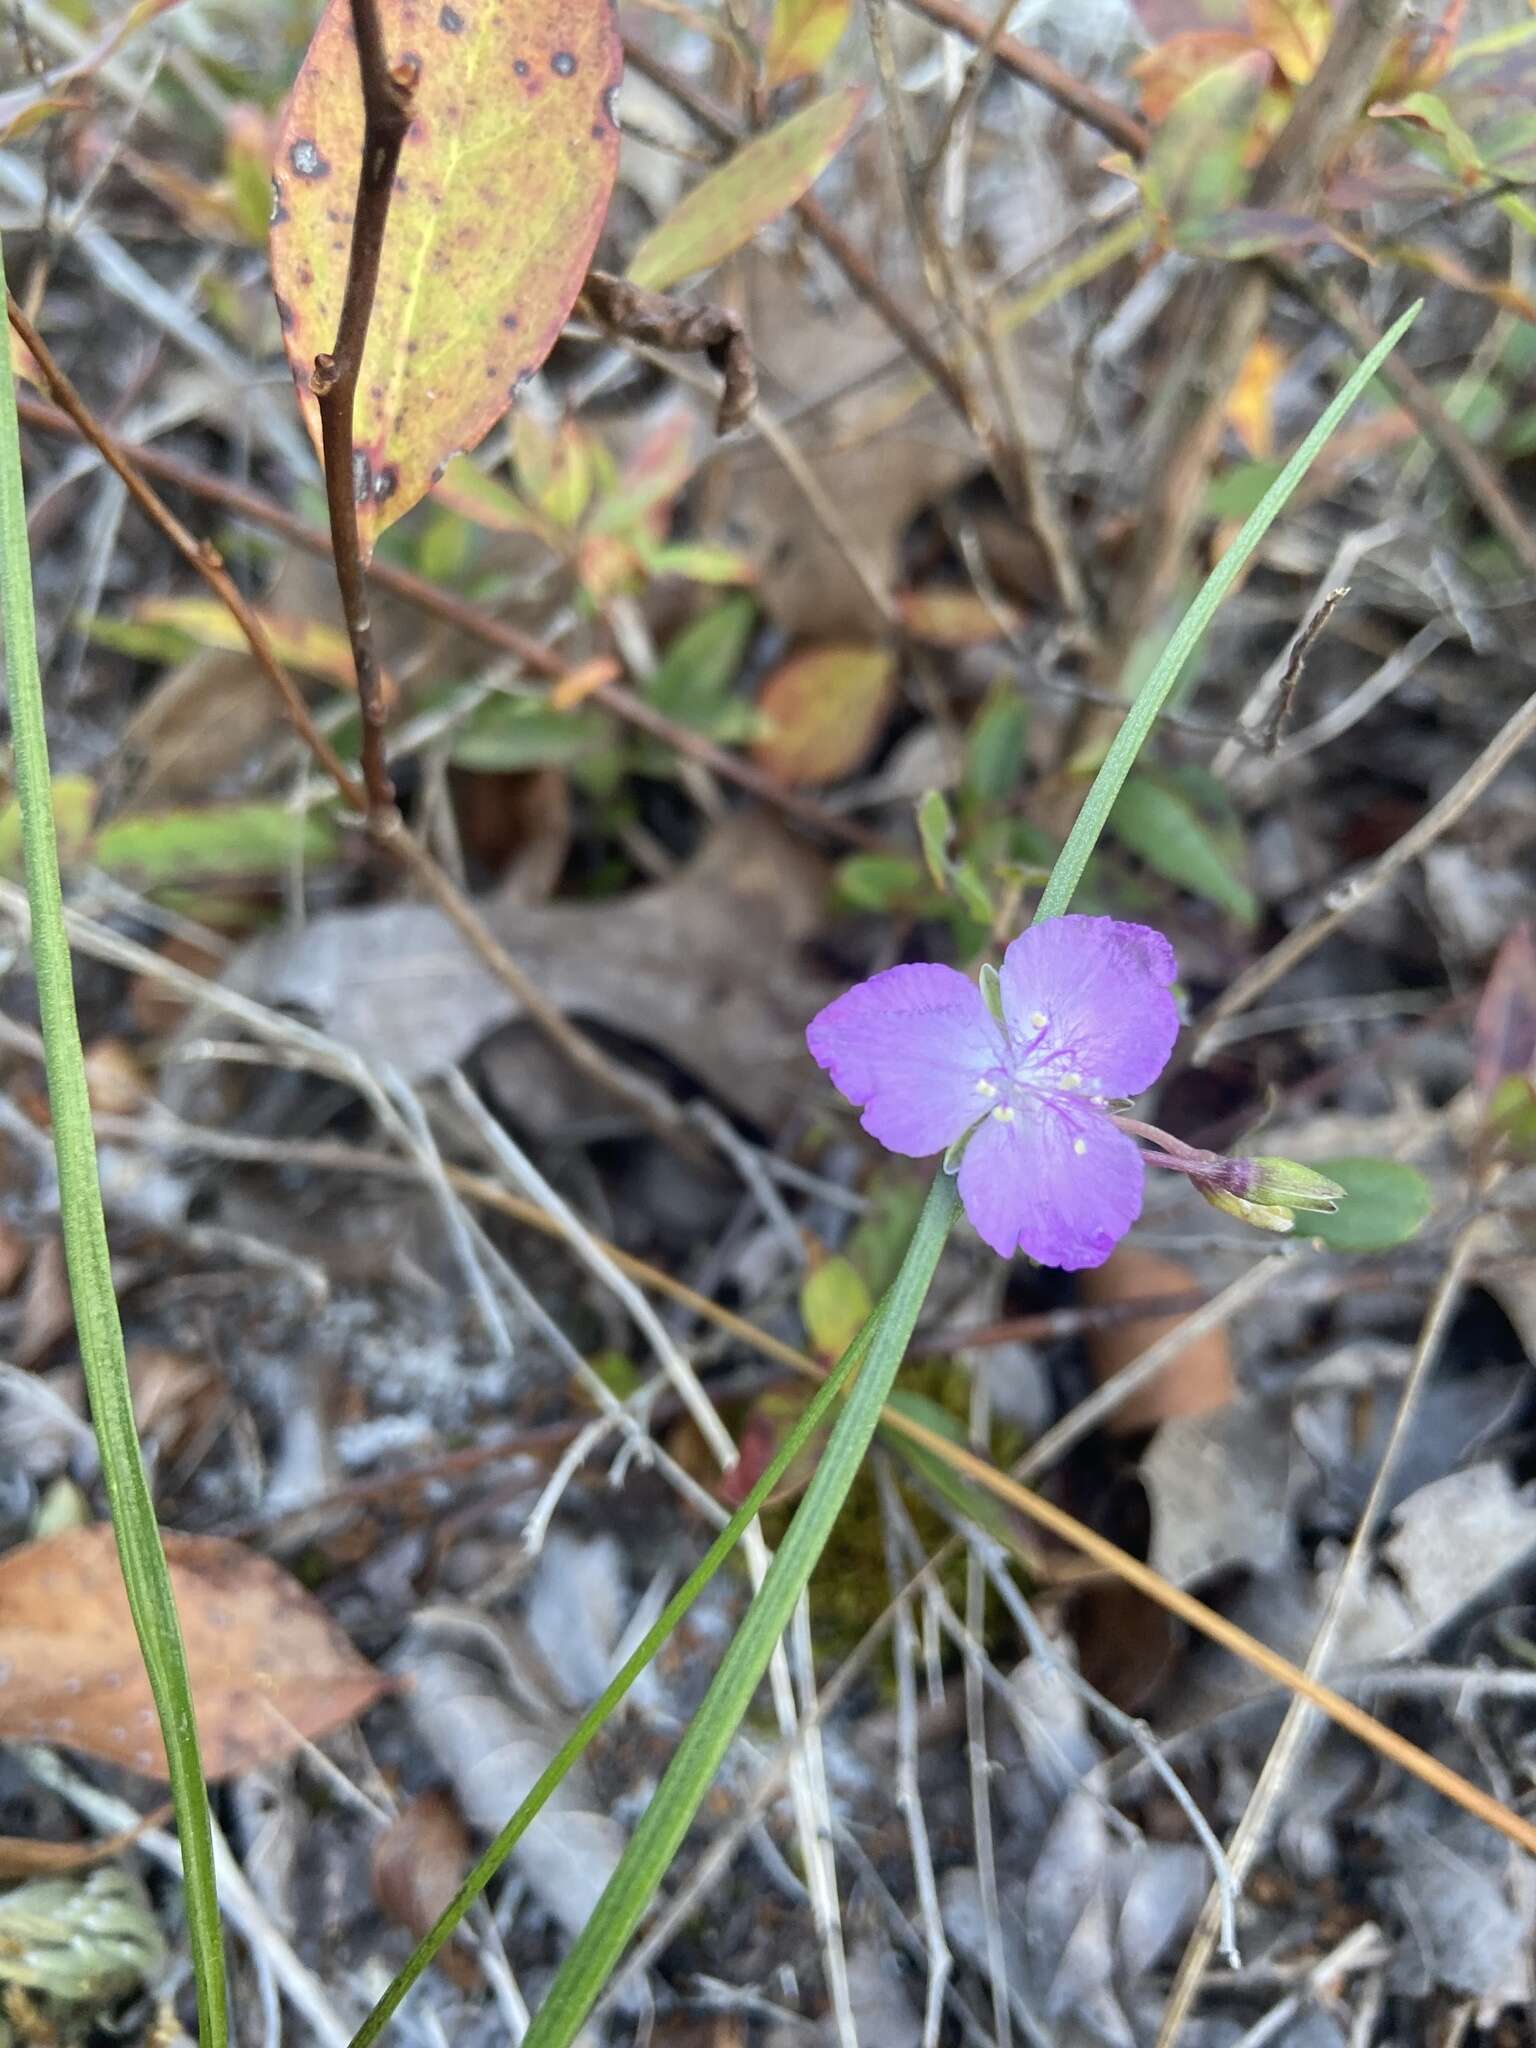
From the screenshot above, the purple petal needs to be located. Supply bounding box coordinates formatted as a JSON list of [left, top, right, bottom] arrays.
[[807, 962, 1002, 1157], [957, 1099, 1145, 1269], [1000, 916, 1178, 1098]]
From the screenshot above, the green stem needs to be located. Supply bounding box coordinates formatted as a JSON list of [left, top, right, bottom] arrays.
[[0, 241, 228, 2044], [1036, 299, 1420, 924], [518, 1175, 961, 2048], [351, 1294, 893, 2048]]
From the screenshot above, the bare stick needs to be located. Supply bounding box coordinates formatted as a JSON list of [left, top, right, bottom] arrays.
[[310, 0, 416, 822], [1193, 676, 1536, 1054], [5, 295, 366, 817], [1152, 1218, 1487, 2044], [13, 392, 883, 850]]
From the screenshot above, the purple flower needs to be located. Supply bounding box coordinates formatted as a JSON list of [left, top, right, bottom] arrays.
[[806, 917, 1179, 1270]]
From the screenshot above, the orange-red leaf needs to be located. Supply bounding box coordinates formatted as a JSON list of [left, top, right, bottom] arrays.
[[627, 89, 865, 291], [0, 1525, 389, 1780], [752, 642, 895, 786], [270, 0, 621, 556]]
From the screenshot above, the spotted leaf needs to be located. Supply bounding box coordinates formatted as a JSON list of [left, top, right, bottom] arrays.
[[269, 0, 621, 555]]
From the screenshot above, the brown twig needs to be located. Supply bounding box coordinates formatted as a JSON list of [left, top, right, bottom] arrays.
[[13, 395, 884, 851], [579, 271, 756, 434], [1262, 584, 1348, 754], [310, 0, 416, 823], [5, 295, 367, 817], [1192, 675, 1536, 1054], [7, 364, 704, 1158]]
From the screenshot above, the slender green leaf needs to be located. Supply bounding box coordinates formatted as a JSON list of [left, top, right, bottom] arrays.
[[1108, 770, 1257, 922], [349, 1298, 887, 2048], [627, 90, 865, 291], [1036, 301, 1420, 923], [516, 1176, 959, 2048], [0, 233, 227, 2045]]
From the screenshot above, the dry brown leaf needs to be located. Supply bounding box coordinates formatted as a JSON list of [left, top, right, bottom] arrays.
[[0, 1805, 171, 1881], [0, 1525, 389, 1780], [222, 813, 837, 1129], [1079, 1247, 1233, 1433], [371, 1789, 481, 1989], [16, 1234, 73, 1370], [83, 1039, 149, 1117], [0, 1219, 30, 1299]]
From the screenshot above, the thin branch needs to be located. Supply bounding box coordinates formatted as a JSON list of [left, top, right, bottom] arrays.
[[1153, 1217, 1488, 2045], [310, 0, 416, 822], [13, 392, 884, 850], [5, 295, 366, 816], [1193, 675, 1536, 1054]]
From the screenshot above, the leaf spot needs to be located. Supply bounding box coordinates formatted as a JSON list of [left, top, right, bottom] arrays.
[[438, 1, 465, 25], [513, 57, 529, 75], [501, 312, 519, 331], [352, 451, 374, 504], [551, 49, 577, 74], [269, 179, 289, 226], [373, 465, 400, 503], [288, 137, 330, 179]]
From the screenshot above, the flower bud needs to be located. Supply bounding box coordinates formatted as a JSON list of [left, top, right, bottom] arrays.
[[1240, 1157, 1346, 1213], [1194, 1156, 1345, 1234], [1197, 1183, 1297, 1233]]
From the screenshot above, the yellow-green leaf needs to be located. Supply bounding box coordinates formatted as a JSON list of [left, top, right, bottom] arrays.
[[130, 596, 397, 700], [800, 1256, 872, 1362], [93, 805, 338, 886], [269, 0, 621, 556], [764, 0, 853, 88], [627, 88, 864, 291], [432, 455, 549, 539], [752, 641, 895, 786]]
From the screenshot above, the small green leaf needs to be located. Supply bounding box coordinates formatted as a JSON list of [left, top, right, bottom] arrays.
[[93, 803, 337, 886], [647, 596, 756, 729], [1108, 770, 1257, 923], [879, 1390, 1006, 1537], [916, 788, 954, 890], [764, 0, 852, 87], [964, 687, 1030, 807], [834, 853, 932, 912], [627, 89, 865, 291], [450, 697, 610, 771], [800, 1255, 873, 1362], [1145, 53, 1267, 227], [0, 774, 95, 875], [1302, 1157, 1432, 1251]]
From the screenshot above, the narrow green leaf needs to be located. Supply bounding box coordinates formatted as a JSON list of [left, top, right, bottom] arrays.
[[1108, 770, 1257, 922], [1302, 1157, 1432, 1251], [1035, 301, 1420, 924], [515, 1177, 960, 2048], [349, 1296, 889, 2048], [647, 596, 756, 729], [627, 90, 865, 291], [0, 234, 227, 2045]]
